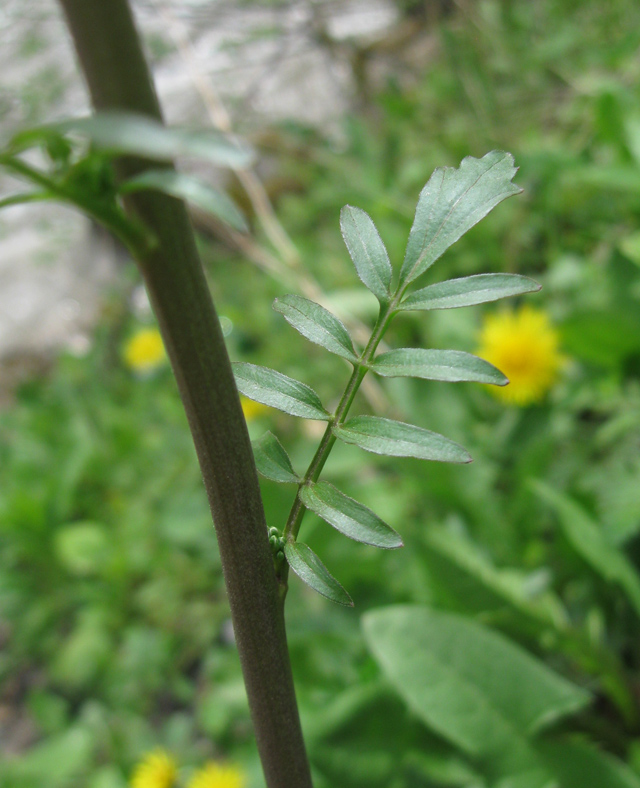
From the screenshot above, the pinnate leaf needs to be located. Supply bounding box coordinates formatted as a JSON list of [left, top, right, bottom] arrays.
[[299, 481, 403, 549], [400, 273, 540, 311], [233, 362, 329, 420], [54, 112, 252, 168], [284, 542, 353, 606], [371, 348, 507, 385], [340, 205, 393, 303], [252, 432, 299, 483], [400, 152, 521, 286], [334, 415, 471, 463], [273, 294, 358, 362], [363, 606, 589, 765], [120, 170, 247, 231]]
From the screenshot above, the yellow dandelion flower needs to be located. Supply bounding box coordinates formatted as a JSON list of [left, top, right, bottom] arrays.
[[476, 305, 564, 406], [130, 750, 177, 788], [124, 328, 166, 372], [186, 761, 246, 788], [240, 396, 269, 422]]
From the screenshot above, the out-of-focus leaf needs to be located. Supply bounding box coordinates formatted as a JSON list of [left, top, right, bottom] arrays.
[[0, 191, 51, 210], [299, 481, 403, 548], [284, 541, 353, 606], [400, 152, 521, 286], [273, 294, 358, 362], [252, 431, 299, 483], [333, 415, 471, 463], [120, 170, 247, 231], [363, 606, 589, 778], [233, 362, 329, 421], [533, 482, 640, 618], [54, 112, 252, 167], [340, 205, 393, 303], [538, 738, 640, 788], [399, 274, 540, 311], [371, 348, 507, 385]]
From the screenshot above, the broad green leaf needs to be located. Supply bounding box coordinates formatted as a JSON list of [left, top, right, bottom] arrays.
[[54, 112, 252, 168], [334, 416, 471, 463], [538, 738, 640, 788], [371, 349, 507, 386], [120, 170, 247, 231], [252, 432, 299, 483], [399, 274, 540, 311], [533, 482, 640, 618], [400, 152, 521, 286], [232, 362, 329, 421], [273, 294, 358, 362], [363, 606, 589, 769], [284, 541, 353, 606], [340, 205, 393, 303], [299, 481, 403, 549]]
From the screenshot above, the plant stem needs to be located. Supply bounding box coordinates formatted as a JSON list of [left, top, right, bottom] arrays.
[[56, 1, 313, 785]]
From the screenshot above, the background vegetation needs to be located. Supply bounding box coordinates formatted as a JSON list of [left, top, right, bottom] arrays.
[[2, 1, 640, 786]]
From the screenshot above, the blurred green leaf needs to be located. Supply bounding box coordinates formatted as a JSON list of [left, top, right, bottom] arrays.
[[363, 606, 589, 778], [273, 294, 359, 363], [284, 541, 353, 606], [400, 152, 521, 286], [538, 738, 640, 788], [399, 274, 540, 311], [299, 481, 403, 549], [371, 348, 508, 386], [54, 521, 110, 576], [334, 416, 471, 463], [533, 482, 640, 619], [252, 431, 299, 483], [52, 112, 253, 167], [233, 362, 329, 420], [340, 205, 393, 303], [1, 727, 94, 787], [120, 170, 247, 232]]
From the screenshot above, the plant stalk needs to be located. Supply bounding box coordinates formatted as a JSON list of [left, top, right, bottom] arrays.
[[56, 1, 313, 785]]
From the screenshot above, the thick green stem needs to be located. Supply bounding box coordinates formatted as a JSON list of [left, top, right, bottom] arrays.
[[56, 1, 313, 785]]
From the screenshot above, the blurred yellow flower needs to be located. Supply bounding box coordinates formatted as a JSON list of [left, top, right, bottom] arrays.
[[130, 750, 177, 788], [186, 761, 246, 788], [124, 328, 166, 372], [476, 305, 563, 406], [240, 396, 269, 422]]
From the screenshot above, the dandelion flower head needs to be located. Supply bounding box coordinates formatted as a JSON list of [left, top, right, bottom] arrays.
[[130, 750, 177, 788], [476, 305, 563, 406], [186, 761, 246, 788], [124, 328, 166, 372]]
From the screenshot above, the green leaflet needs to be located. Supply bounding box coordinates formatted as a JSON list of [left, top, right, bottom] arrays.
[[284, 541, 353, 606], [363, 607, 589, 777], [340, 205, 393, 303], [120, 170, 247, 232], [333, 415, 471, 463], [399, 273, 540, 311], [533, 481, 640, 619], [400, 152, 521, 286], [232, 362, 329, 421], [52, 112, 253, 168], [251, 432, 299, 483], [299, 481, 403, 549], [371, 348, 507, 386], [273, 294, 358, 363]]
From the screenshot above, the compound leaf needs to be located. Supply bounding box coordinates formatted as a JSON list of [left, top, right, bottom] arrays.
[[333, 415, 471, 463], [299, 481, 403, 549], [233, 362, 329, 421], [284, 541, 353, 606], [400, 152, 521, 286], [273, 294, 358, 362], [371, 348, 507, 386]]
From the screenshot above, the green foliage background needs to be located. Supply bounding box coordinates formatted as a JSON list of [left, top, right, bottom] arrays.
[[2, 1, 640, 786]]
